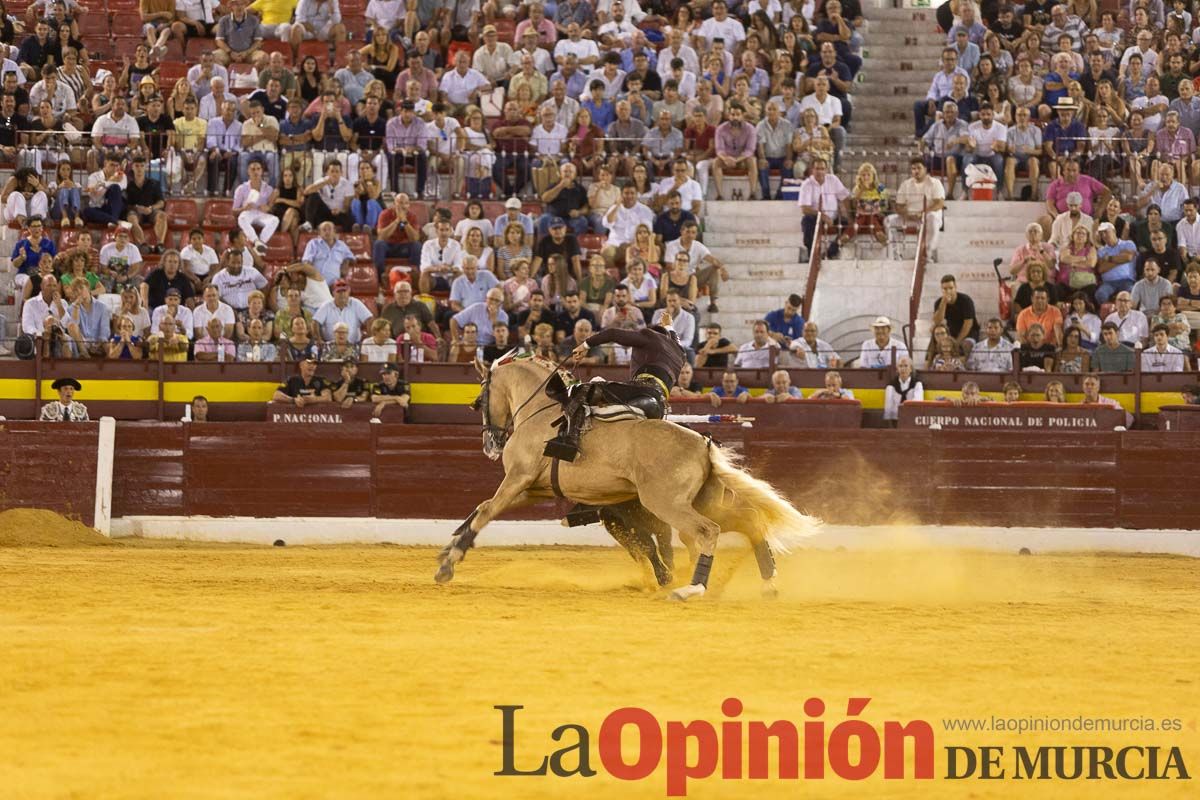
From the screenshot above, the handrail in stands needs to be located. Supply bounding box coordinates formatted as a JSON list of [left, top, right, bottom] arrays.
[[801, 212, 823, 321], [904, 197, 929, 352]]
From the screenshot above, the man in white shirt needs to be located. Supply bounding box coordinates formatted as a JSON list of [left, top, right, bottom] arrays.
[[554, 22, 600, 70], [151, 288, 196, 340], [538, 79, 581, 129], [733, 319, 780, 368], [656, 27, 700, 78], [90, 96, 140, 163], [20, 274, 67, 338], [439, 51, 492, 114], [1141, 324, 1189, 372], [653, 158, 704, 216], [198, 76, 237, 121], [471, 24, 515, 85], [419, 219, 464, 294], [180, 229, 220, 280], [965, 102, 1007, 186], [1104, 292, 1150, 346], [663, 219, 727, 311], [192, 284, 236, 339], [1177, 196, 1200, 267], [364, 0, 404, 32], [859, 316, 910, 369], [967, 318, 1017, 372], [797, 156, 849, 259], [601, 182, 654, 265], [694, 0, 745, 52], [886, 158, 947, 261], [789, 321, 841, 368], [651, 290, 694, 352], [209, 250, 268, 312], [596, 0, 638, 48]]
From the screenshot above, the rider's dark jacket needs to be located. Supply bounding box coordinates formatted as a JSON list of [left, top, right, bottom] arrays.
[[584, 326, 685, 391]]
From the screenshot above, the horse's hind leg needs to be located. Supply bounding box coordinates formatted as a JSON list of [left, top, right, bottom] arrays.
[[601, 504, 671, 587], [638, 495, 721, 601]]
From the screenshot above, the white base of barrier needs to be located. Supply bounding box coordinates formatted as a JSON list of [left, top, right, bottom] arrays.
[[109, 516, 1200, 556]]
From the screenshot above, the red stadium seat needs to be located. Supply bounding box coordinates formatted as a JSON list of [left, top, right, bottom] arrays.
[[164, 198, 201, 230], [265, 233, 295, 263], [110, 36, 142, 60], [157, 61, 188, 86], [408, 201, 430, 229], [110, 16, 144, 37], [297, 40, 330, 67], [347, 264, 378, 294], [493, 19, 516, 45], [297, 231, 317, 254], [77, 14, 110, 38], [203, 199, 235, 232], [578, 233, 606, 253], [106, 0, 139, 9], [343, 233, 371, 261], [261, 39, 292, 62]]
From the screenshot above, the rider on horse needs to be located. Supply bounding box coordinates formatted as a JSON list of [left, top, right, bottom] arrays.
[[543, 311, 687, 462]]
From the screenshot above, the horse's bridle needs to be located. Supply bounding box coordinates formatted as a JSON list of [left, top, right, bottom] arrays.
[[471, 352, 562, 460], [472, 366, 511, 459]]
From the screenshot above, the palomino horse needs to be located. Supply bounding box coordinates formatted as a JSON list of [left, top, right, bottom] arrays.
[[435, 353, 819, 600]]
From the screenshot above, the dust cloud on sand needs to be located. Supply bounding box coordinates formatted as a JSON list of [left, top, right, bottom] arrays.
[[0, 508, 113, 547]]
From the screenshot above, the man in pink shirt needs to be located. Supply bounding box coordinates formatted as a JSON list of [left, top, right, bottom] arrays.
[[797, 157, 850, 259], [1038, 158, 1111, 241], [712, 102, 758, 200]]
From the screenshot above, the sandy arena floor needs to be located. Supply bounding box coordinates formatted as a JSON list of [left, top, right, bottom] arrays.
[[0, 539, 1197, 799]]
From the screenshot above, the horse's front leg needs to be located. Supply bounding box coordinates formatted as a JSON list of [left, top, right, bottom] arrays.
[[435, 476, 534, 584]]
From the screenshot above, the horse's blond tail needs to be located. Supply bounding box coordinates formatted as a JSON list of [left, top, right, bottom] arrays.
[[707, 444, 820, 554]]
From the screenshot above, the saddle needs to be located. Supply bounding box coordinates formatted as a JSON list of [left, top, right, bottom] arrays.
[[551, 376, 666, 425]]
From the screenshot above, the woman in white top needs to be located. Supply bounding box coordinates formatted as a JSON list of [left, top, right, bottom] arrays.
[[453, 198, 494, 242], [625, 259, 659, 322], [1065, 291, 1102, 349], [459, 226, 495, 273], [461, 109, 495, 184], [883, 356, 924, 424]]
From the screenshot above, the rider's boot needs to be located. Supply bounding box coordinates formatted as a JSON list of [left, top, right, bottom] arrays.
[[543, 387, 588, 462]]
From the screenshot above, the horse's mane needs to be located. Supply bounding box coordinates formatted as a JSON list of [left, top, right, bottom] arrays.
[[492, 350, 559, 374]]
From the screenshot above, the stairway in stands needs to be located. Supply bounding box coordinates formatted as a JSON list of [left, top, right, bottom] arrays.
[[806, 201, 1042, 364], [839, 2, 948, 183], [702, 201, 809, 337]]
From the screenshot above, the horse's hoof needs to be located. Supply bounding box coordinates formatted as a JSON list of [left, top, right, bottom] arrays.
[[655, 570, 673, 588], [434, 560, 455, 584], [762, 583, 779, 601], [669, 584, 706, 602]]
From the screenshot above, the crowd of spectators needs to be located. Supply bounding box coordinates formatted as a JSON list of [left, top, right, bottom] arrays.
[[1, 0, 872, 359]]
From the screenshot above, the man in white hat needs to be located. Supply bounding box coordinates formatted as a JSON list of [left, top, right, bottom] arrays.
[[859, 316, 910, 369], [39, 377, 89, 421]]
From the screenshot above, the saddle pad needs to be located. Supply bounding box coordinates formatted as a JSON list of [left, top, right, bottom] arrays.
[[588, 405, 646, 423]]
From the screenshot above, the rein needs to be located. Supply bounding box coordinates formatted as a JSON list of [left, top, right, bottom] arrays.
[[474, 357, 565, 451]]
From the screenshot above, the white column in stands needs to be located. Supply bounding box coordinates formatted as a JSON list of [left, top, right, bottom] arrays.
[[94, 417, 116, 537]]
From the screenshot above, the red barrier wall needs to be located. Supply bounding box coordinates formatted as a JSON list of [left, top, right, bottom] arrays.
[[4, 424, 1198, 531], [0, 423, 99, 526]]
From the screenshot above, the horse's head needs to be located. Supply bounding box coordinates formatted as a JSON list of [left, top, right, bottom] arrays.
[[471, 351, 558, 460]]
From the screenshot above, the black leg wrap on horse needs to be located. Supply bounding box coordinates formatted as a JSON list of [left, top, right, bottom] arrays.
[[753, 539, 777, 580], [566, 504, 602, 527], [691, 553, 714, 588], [454, 511, 479, 552]]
